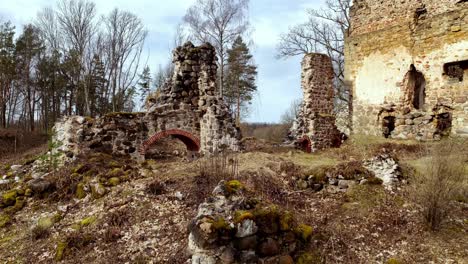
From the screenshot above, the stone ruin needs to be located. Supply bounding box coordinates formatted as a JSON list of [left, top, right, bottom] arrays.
[[53, 42, 240, 160], [287, 53, 342, 152], [346, 0, 468, 140], [189, 180, 315, 264]]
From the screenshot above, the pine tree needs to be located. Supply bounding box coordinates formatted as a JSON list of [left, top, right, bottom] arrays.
[[224, 36, 257, 124], [90, 54, 107, 115], [0, 21, 16, 128], [137, 66, 152, 107]]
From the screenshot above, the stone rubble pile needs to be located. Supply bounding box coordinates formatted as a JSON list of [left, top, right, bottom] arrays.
[[363, 154, 402, 189], [189, 180, 315, 264]]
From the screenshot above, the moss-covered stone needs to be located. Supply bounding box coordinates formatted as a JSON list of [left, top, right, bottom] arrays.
[[91, 183, 106, 199], [210, 217, 232, 231], [0, 214, 11, 228], [386, 258, 403, 264], [294, 224, 313, 241], [279, 211, 293, 231], [108, 177, 120, 186], [225, 180, 243, 194], [253, 205, 280, 234], [80, 216, 97, 227], [76, 183, 86, 199], [234, 210, 254, 223], [6, 171, 14, 178], [38, 217, 55, 230], [24, 188, 32, 197], [1, 190, 18, 207], [55, 241, 67, 261], [296, 252, 321, 264], [108, 161, 120, 168], [107, 168, 124, 178], [12, 197, 25, 211], [366, 176, 384, 185]]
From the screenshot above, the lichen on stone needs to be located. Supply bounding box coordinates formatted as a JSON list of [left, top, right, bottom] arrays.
[[0, 214, 11, 228], [294, 224, 313, 241], [80, 216, 97, 227], [55, 241, 67, 261], [234, 210, 254, 223], [224, 180, 243, 194], [1, 190, 18, 207], [76, 183, 86, 199]]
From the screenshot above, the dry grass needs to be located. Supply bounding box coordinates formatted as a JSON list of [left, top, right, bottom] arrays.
[[187, 153, 240, 205], [411, 139, 467, 230]]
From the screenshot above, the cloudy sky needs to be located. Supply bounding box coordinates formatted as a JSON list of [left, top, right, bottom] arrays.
[[1, 0, 325, 123]]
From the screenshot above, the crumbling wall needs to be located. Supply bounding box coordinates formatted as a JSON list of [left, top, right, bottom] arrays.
[[346, 0, 468, 138], [288, 54, 342, 152], [53, 42, 240, 160]]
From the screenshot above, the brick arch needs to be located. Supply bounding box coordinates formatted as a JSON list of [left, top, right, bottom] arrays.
[[139, 129, 200, 155], [297, 135, 312, 153]]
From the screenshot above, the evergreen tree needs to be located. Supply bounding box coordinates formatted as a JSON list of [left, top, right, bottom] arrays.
[[89, 54, 107, 115], [0, 21, 16, 128], [15, 24, 44, 131], [224, 36, 257, 124], [137, 66, 152, 107]]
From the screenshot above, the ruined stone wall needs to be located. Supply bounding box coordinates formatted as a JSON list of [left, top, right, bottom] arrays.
[[147, 42, 240, 154], [289, 54, 342, 152], [346, 0, 468, 138], [53, 42, 240, 159], [350, 0, 462, 35], [53, 113, 148, 159]]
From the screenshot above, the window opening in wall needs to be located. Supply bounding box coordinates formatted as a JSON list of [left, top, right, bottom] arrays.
[[382, 116, 396, 138], [414, 6, 427, 20], [405, 64, 426, 110], [435, 112, 452, 138], [443, 60, 468, 82]]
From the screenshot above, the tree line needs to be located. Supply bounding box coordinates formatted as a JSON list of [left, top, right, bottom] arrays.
[[1, 0, 351, 135], [0, 0, 147, 133]]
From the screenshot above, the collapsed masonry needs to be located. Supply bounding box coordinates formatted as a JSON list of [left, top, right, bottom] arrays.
[[53, 42, 240, 160], [287, 53, 342, 153], [346, 0, 468, 140]]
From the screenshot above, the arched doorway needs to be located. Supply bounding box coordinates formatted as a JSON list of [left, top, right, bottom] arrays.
[[404, 65, 426, 110], [139, 129, 200, 160], [297, 135, 312, 153]]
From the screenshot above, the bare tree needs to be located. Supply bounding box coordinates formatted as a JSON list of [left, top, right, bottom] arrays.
[[183, 0, 250, 97], [280, 98, 302, 126], [277, 0, 352, 133], [56, 0, 97, 115], [103, 8, 147, 112]]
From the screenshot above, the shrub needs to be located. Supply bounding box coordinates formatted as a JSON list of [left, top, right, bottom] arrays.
[[146, 180, 165, 196], [413, 140, 467, 230]]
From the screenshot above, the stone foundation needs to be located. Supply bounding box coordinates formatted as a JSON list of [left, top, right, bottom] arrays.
[[52, 42, 240, 160], [288, 53, 342, 152]]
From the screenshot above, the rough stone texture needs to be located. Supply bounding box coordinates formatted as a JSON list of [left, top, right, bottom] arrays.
[[288, 53, 342, 152], [346, 0, 468, 139], [188, 181, 313, 264], [52, 42, 240, 160], [363, 155, 402, 189]]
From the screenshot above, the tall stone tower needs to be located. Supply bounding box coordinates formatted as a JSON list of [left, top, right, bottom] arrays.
[[288, 53, 342, 152]]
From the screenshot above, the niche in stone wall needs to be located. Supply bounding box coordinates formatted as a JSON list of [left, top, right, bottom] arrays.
[[403, 65, 426, 110], [435, 112, 452, 138], [443, 60, 468, 82], [382, 116, 396, 138]]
